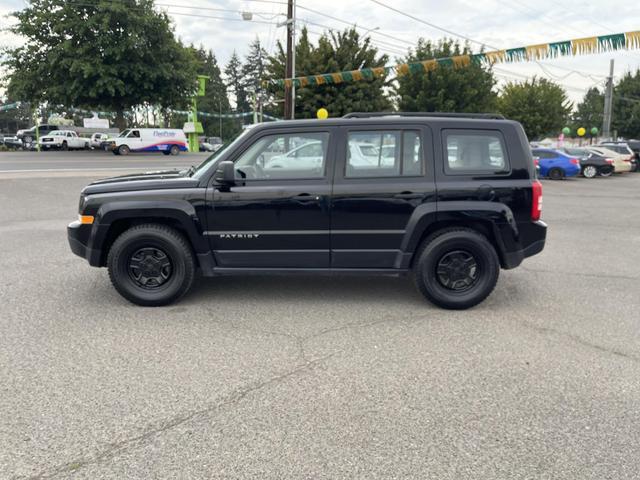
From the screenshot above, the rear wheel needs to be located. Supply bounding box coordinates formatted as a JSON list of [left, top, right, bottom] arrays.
[[582, 165, 597, 178], [169, 145, 180, 155], [107, 224, 195, 306], [548, 167, 564, 180], [60, 141, 68, 151], [118, 145, 130, 156], [599, 167, 613, 177], [413, 228, 500, 310]]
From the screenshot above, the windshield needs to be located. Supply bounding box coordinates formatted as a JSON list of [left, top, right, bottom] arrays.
[[190, 127, 253, 177]]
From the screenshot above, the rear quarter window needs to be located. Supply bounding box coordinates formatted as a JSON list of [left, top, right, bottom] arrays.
[[443, 129, 510, 175]]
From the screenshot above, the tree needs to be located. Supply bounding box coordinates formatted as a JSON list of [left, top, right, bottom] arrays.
[[267, 27, 392, 118], [395, 39, 497, 113], [225, 51, 250, 114], [3, 0, 198, 128], [612, 69, 640, 138], [190, 46, 237, 139], [241, 38, 268, 98], [497, 77, 572, 140], [572, 87, 604, 132]]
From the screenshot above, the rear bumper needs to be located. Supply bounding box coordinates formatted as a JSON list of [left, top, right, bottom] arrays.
[[502, 220, 547, 269]]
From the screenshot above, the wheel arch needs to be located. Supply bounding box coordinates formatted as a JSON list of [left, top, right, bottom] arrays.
[[402, 201, 519, 270], [91, 201, 208, 267]]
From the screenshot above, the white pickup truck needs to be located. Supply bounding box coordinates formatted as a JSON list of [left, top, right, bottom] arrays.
[[38, 130, 89, 150]]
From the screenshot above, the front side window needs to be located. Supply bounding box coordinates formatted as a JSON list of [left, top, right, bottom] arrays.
[[234, 132, 329, 180], [346, 130, 422, 178], [129, 130, 140, 138], [445, 130, 508, 174]]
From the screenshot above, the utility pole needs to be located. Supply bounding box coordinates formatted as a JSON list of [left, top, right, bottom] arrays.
[[602, 59, 614, 140], [283, 0, 296, 120]]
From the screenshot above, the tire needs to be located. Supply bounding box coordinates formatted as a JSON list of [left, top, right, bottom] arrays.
[[112, 150, 120, 155], [582, 165, 597, 178], [169, 145, 180, 156], [413, 228, 500, 310], [548, 168, 564, 180], [599, 167, 613, 177], [118, 145, 130, 156], [107, 224, 195, 306], [60, 141, 68, 151], [84, 142, 90, 150], [162, 150, 171, 156], [23, 136, 33, 144]]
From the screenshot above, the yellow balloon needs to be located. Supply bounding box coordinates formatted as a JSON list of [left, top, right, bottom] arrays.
[[316, 108, 328, 120], [577, 127, 586, 137]]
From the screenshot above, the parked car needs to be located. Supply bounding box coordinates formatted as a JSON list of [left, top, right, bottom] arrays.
[[109, 128, 188, 155], [558, 147, 614, 178], [597, 142, 637, 171], [531, 148, 581, 179], [1, 135, 22, 149], [38, 130, 90, 150], [587, 146, 633, 173], [16, 124, 59, 146], [68, 112, 546, 310], [90, 133, 110, 149]]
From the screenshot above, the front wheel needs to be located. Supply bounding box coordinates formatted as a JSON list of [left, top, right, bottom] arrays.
[[118, 145, 130, 156], [413, 228, 500, 310], [169, 145, 180, 155], [107, 224, 195, 306], [599, 167, 613, 177], [582, 165, 598, 178]]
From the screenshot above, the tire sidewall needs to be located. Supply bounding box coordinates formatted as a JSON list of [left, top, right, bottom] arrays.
[[118, 145, 130, 156], [415, 231, 499, 309], [170, 145, 179, 155], [549, 168, 563, 180], [108, 230, 190, 306]]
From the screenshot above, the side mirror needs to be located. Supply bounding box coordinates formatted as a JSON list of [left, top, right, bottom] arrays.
[[213, 161, 236, 186]]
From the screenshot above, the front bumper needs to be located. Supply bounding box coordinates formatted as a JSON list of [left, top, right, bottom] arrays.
[[68, 221, 102, 266]]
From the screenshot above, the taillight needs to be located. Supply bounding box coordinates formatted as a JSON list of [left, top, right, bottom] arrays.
[[570, 158, 580, 165], [605, 158, 614, 164], [531, 180, 542, 221]]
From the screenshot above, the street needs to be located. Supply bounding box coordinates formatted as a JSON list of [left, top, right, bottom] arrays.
[[1, 152, 640, 479]]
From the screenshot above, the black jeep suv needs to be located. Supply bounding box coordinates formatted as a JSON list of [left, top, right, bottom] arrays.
[[68, 113, 546, 309]]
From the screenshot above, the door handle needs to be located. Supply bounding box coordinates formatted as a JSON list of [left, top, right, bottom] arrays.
[[394, 191, 423, 199], [292, 193, 321, 202]]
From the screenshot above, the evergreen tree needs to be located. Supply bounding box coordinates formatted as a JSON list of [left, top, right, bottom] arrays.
[[225, 51, 250, 113], [267, 27, 392, 118], [572, 87, 604, 132]]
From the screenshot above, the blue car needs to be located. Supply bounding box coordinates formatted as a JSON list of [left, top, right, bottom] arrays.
[[531, 148, 581, 180]]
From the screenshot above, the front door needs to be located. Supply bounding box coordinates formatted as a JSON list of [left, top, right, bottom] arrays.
[[206, 128, 334, 268], [331, 125, 436, 269]]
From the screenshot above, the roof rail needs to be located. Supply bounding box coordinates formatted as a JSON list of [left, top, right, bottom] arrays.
[[342, 112, 505, 120]]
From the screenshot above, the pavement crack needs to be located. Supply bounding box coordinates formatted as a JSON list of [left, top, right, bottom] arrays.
[[520, 265, 640, 282], [519, 320, 640, 364], [17, 354, 334, 480]]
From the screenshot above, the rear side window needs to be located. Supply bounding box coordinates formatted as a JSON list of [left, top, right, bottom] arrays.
[[444, 130, 509, 174], [346, 130, 422, 178]]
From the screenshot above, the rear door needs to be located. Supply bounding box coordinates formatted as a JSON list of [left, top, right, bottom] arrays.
[[330, 124, 436, 269]]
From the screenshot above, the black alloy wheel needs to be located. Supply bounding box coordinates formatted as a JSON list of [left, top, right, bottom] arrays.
[[127, 247, 173, 289], [436, 250, 479, 292]]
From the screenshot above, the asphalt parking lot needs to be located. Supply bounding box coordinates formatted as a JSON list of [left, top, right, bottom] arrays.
[[1, 151, 640, 479]]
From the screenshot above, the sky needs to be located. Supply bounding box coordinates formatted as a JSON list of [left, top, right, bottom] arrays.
[[1, 0, 640, 106]]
